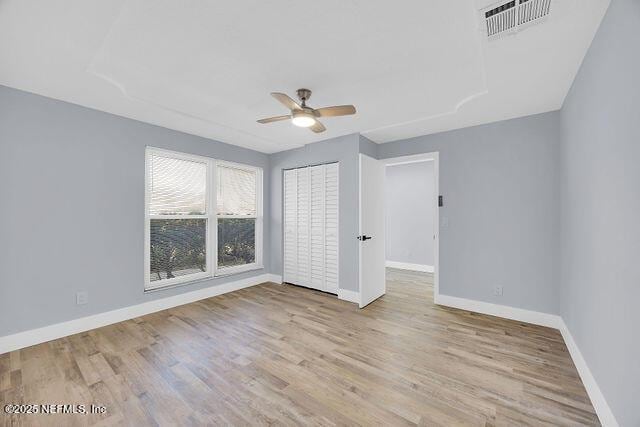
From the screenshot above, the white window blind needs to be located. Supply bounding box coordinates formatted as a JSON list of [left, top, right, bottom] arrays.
[[149, 155, 207, 215], [217, 165, 257, 216]]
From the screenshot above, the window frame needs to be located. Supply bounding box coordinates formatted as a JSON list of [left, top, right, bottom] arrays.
[[144, 147, 263, 291]]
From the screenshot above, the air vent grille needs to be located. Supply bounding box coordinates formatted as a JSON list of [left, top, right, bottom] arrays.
[[485, 0, 551, 38]]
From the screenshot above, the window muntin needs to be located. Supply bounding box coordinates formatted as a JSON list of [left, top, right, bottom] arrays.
[[145, 149, 262, 290]]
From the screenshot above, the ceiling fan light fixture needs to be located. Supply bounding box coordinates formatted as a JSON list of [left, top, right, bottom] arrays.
[[291, 111, 316, 128]]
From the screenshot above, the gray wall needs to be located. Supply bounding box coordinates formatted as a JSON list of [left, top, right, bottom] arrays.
[[359, 134, 379, 159], [378, 112, 561, 314], [559, 0, 640, 424], [385, 161, 435, 266], [269, 134, 361, 291], [0, 85, 271, 336]]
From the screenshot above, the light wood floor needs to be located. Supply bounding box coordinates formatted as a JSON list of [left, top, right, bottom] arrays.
[[1, 269, 599, 426]]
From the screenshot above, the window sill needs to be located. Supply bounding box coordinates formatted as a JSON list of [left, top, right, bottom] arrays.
[[215, 264, 264, 278], [144, 273, 213, 293], [144, 264, 264, 293]]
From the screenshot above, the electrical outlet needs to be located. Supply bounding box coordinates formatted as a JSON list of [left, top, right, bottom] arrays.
[[441, 216, 449, 227], [493, 286, 503, 296], [76, 291, 89, 305]]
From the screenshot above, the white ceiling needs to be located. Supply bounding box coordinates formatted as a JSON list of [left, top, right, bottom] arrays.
[[0, 0, 609, 153]]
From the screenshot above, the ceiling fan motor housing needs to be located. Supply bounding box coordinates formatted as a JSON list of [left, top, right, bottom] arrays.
[[296, 88, 312, 105]]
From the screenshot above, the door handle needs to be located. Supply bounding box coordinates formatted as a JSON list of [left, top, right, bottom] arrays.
[[357, 235, 372, 241]]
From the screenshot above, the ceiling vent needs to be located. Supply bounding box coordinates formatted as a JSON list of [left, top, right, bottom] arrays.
[[484, 0, 551, 39]]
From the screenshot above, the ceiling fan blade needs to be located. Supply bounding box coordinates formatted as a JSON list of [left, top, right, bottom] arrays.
[[257, 115, 291, 124], [271, 92, 302, 111], [310, 120, 326, 133], [314, 105, 356, 117]]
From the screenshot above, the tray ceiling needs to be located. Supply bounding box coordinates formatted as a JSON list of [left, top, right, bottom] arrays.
[[0, 0, 609, 153]]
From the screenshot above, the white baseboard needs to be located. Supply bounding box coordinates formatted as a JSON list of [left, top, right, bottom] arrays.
[[386, 260, 434, 273], [0, 273, 276, 355], [435, 293, 618, 426], [558, 320, 619, 427], [435, 293, 562, 329], [338, 288, 360, 304]]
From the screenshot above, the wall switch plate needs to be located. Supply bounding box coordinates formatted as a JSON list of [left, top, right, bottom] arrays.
[[76, 291, 89, 305], [441, 216, 449, 227], [493, 286, 503, 296]]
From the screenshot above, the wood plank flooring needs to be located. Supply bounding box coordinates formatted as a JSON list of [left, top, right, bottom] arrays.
[[1, 269, 599, 426]]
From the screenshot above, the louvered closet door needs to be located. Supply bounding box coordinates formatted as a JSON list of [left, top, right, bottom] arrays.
[[309, 165, 326, 291], [283, 163, 338, 293], [324, 163, 339, 294], [283, 169, 298, 284], [296, 167, 311, 287]]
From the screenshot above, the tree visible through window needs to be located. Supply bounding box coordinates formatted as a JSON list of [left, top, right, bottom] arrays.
[[217, 218, 255, 267], [150, 219, 207, 281]]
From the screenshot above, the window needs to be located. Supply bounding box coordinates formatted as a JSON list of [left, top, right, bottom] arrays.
[[216, 162, 262, 273], [145, 148, 262, 290]]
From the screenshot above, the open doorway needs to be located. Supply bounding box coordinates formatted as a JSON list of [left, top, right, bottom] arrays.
[[383, 153, 439, 302]]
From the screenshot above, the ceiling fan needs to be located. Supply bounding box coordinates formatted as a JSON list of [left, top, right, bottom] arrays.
[[257, 89, 356, 133]]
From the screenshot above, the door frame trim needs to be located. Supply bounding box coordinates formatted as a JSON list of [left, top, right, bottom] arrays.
[[382, 152, 440, 302]]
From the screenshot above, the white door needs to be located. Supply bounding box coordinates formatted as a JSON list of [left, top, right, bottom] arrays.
[[283, 163, 339, 294], [283, 169, 298, 285], [296, 167, 311, 287], [309, 165, 326, 291], [323, 163, 339, 294], [358, 154, 386, 308]]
